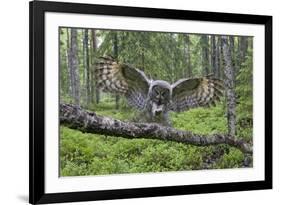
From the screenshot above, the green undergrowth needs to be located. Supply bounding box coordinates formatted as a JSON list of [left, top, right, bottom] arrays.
[[60, 98, 251, 176]]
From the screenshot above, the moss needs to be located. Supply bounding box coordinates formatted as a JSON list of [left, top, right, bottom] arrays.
[[60, 99, 251, 176]]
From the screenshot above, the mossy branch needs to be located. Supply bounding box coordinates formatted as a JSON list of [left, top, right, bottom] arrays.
[[60, 103, 252, 153]]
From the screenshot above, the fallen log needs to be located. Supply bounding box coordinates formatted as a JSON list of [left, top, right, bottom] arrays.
[[60, 103, 252, 153]]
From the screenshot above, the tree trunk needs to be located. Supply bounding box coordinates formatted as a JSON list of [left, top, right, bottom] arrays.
[[91, 29, 100, 104], [238, 36, 248, 72], [84, 29, 90, 106], [66, 29, 72, 97], [211, 35, 217, 77], [229, 36, 236, 74], [68, 28, 80, 105], [82, 30, 87, 104], [141, 32, 145, 71], [201, 35, 209, 75], [184, 35, 192, 77], [60, 103, 252, 153], [113, 32, 120, 109], [216, 36, 222, 78], [221, 36, 236, 137]]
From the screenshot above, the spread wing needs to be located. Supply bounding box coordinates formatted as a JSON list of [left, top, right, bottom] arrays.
[[95, 56, 151, 110], [170, 75, 224, 112]]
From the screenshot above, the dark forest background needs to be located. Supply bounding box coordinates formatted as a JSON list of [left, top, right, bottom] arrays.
[[59, 28, 253, 176]]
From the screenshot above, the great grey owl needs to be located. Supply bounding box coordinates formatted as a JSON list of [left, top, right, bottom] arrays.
[[96, 56, 224, 126]]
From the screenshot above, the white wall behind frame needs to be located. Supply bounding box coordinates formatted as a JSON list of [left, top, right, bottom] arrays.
[[0, 0, 279, 205]]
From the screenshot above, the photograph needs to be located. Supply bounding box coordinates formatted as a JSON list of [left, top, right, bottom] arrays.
[[29, 1, 272, 203], [59, 28, 253, 176]]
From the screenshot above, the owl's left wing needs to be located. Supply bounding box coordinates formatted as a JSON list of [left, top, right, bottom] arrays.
[[96, 56, 151, 110], [170, 75, 224, 112]]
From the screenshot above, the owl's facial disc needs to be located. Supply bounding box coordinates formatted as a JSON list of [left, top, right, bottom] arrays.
[[150, 83, 171, 116], [151, 86, 170, 105]]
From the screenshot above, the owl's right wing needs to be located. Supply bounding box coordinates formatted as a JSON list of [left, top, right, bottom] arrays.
[[170, 75, 224, 112], [95, 56, 151, 110]]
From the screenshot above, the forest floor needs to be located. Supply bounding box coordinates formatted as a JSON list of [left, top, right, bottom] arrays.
[[60, 97, 252, 176]]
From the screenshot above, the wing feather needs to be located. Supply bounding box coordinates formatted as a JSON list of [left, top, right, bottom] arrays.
[[95, 56, 150, 110], [170, 75, 224, 112]]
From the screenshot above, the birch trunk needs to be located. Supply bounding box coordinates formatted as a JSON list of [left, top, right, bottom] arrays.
[[221, 36, 236, 137]]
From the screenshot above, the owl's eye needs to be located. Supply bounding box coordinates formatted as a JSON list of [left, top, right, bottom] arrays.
[[154, 88, 160, 95]]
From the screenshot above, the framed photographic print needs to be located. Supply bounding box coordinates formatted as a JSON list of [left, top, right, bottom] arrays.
[[29, 0, 272, 204]]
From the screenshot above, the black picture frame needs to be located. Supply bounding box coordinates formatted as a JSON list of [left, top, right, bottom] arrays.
[[29, 0, 272, 204]]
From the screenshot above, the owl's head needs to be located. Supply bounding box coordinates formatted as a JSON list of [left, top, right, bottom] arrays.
[[149, 80, 172, 116]]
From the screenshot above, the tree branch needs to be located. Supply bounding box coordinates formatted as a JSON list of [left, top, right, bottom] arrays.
[[60, 103, 252, 153]]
